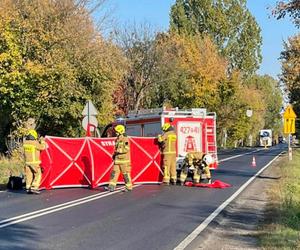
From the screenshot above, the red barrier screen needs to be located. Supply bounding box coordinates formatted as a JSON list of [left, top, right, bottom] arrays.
[[40, 136, 163, 189]]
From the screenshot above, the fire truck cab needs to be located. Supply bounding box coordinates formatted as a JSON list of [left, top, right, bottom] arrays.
[[101, 107, 218, 169]]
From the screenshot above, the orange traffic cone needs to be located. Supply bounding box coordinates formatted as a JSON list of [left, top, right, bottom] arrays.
[[252, 156, 256, 167]]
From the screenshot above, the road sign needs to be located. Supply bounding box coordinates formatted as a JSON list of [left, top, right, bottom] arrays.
[[82, 116, 98, 131], [82, 100, 98, 116], [283, 105, 297, 161], [283, 105, 297, 134], [283, 105, 296, 119], [284, 118, 296, 134], [246, 109, 253, 117]]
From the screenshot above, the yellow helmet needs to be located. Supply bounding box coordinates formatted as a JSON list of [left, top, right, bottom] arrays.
[[114, 124, 125, 135], [27, 129, 38, 140], [162, 123, 171, 131]]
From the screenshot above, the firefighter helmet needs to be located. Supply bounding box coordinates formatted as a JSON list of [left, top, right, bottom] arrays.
[[203, 154, 213, 165], [162, 123, 171, 131], [27, 129, 38, 140], [114, 124, 125, 135]]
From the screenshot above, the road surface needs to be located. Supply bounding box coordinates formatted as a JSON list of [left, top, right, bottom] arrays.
[[0, 144, 286, 250]]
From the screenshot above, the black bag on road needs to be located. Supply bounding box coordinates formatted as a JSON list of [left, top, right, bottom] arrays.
[[7, 176, 23, 190]]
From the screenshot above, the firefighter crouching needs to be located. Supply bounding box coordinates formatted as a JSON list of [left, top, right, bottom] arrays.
[[23, 129, 46, 194], [108, 125, 132, 192], [179, 152, 212, 185], [157, 123, 177, 185]]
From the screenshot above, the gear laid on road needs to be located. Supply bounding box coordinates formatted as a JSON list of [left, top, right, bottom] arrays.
[[184, 180, 231, 188]]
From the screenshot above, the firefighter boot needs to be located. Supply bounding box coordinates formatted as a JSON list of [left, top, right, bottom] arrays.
[[123, 173, 133, 192], [108, 184, 115, 192], [170, 178, 177, 185], [31, 189, 40, 194]]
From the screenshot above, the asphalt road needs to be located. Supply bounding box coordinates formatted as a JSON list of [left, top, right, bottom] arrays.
[[0, 144, 286, 250]]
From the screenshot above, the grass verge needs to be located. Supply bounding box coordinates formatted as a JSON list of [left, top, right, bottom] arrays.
[[0, 151, 24, 190], [259, 148, 300, 249]]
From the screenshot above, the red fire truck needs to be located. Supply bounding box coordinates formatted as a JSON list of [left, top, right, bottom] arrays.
[[101, 107, 218, 169]]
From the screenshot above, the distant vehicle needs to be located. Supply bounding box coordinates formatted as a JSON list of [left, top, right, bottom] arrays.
[[278, 135, 284, 143], [259, 129, 272, 147]]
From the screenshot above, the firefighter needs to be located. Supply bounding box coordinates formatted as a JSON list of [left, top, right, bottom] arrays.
[[108, 125, 132, 192], [158, 123, 177, 185], [179, 152, 212, 185], [23, 129, 46, 194]]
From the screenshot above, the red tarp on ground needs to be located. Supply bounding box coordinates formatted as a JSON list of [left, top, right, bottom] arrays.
[[184, 180, 231, 188], [40, 136, 163, 189]]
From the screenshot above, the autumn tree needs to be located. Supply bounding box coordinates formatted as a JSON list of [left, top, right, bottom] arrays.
[[170, 0, 262, 76], [280, 34, 300, 135], [0, 0, 125, 151], [150, 33, 227, 110], [274, 0, 300, 27], [245, 75, 283, 134]]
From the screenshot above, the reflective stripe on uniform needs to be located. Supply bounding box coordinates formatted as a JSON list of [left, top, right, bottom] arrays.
[[114, 160, 130, 164], [166, 134, 176, 154], [25, 161, 41, 165], [163, 151, 176, 155], [23, 144, 40, 165]]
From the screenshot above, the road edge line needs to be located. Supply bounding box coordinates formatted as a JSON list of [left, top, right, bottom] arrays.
[[174, 150, 284, 250]]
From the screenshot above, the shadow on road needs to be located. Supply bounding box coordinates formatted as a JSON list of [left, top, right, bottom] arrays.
[[257, 175, 281, 180], [215, 169, 254, 178], [0, 220, 39, 250]]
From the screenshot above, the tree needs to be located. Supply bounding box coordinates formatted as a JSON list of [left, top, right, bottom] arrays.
[[0, 0, 126, 151], [273, 0, 300, 27], [253, 75, 282, 129], [151, 33, 227, 111], [147, 32, 271, 146], [114, 23, 160, 113], [170, 0, 262, 76], [280, 34, 300, 135]]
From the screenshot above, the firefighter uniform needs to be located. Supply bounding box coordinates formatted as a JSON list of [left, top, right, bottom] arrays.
[[108, 125, 132, 192], [158, 123, 177, 185], [179, 151, 212, 185], [23, 129, 46, 194]]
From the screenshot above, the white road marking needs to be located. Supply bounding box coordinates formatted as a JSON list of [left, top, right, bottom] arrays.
[[0, 148, 273, 230], [218, 149, 261, 163], [174, 150, 284, 250], [0, 185, 141, 229]]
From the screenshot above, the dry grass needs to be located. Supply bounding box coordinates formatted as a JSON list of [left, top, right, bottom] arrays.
[[0, 149, 24, 190], [259, 148, 300, 249]]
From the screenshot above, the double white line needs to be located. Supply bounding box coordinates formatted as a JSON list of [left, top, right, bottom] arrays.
[[0, 148, 267, 229], [0, 185, 140, 229]]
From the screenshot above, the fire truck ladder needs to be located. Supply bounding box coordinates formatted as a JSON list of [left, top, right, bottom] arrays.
[[205, 113, 218, 164]]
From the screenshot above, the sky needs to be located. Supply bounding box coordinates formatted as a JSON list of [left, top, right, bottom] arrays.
[[105, 0, 298, 80]]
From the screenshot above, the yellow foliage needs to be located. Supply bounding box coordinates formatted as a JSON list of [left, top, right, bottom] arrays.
[[156, 33, 228, 109]]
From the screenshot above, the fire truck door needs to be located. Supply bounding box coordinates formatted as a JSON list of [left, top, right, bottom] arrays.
[[177, 121, 202, 157]]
